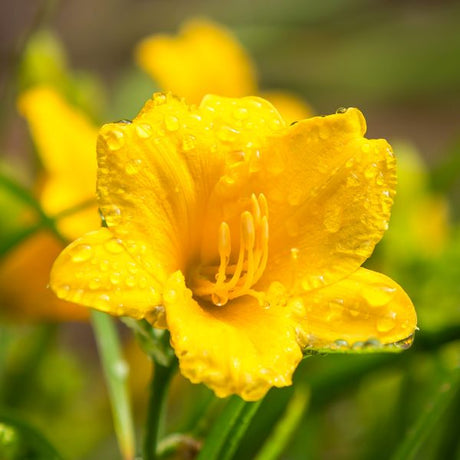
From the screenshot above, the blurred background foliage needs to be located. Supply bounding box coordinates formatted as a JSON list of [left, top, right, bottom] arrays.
[[0, 0, 459, 459]]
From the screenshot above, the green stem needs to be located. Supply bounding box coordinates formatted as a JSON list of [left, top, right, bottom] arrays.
[[91, 311, 135, 460], [144, 359, 176, 460], [197, 396, 261, 460], [0, 172, 65, 244]]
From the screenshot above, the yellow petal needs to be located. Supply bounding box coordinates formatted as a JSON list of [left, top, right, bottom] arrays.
[[261, 90, 313, 124], [0, 232, 88, 322], [163, 271, 302, 401], [97, 93, 285, 276], [50, 227, 165, 326], [18, 86, 99, 239], [292, 268, 417, 351], [258, 108, 396, 291], [135, 19, 257, 104]]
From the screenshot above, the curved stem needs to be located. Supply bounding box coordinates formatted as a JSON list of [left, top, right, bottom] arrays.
[[144, 359, 176, 460]]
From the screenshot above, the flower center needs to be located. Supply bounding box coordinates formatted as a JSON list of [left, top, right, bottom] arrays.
[[191, 193, 269, 306]]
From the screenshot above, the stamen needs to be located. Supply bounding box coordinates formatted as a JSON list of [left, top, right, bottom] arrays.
[[191, 193, 270, 306]]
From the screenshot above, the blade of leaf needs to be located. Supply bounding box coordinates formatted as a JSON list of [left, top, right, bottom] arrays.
[[390, 364, 460, 460], [197, 396, 260, 460], [255, 385, 310, 460], [91, 311, 136, 460]]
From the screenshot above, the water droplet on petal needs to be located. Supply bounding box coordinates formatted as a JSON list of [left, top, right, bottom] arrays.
[[95, 294, 111, 309], [136, 123, 153, 138], [336, 107, 348, 114], [269, 118, 282, 131], [105, 239, 124, 254], [364, 163, 378, 179], [376, 312, 397, 332], [164, 289, 177, 303], [233, 107, 248, 120], [362, 285, 396, 307], [125, 276, 137, 288], [70, 244, 93, 263], [334, 339, 349, 349], [182, 134, 196, 151], [56, 284, 71, 298], [125, 159, 142, 175], [110, 272, 121, 285], [100, 260, 110, 271], [106, 129, 125, 151], [164, 115, 179, 131], [323, 206, 343, 233], [218, 126, 239, 142]]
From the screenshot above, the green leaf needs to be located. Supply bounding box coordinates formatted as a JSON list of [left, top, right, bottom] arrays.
[[197, 396, 261, 460], [255, 385, 310, 460], [91, 311, 136, 460], [390, 364, 460, 460]]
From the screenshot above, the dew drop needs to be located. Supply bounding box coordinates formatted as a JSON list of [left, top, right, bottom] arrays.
[[289, 299, 306, 317], [218, 126, 239, 142], [376, 313, 396, 332], [106, 129, 125, 151], [164, 289, 177, 303], [70, 244, 93, 263], [125, 276, 137, 288], [211, 292, 228, 306], [233, 107, 248, 120], [136, 123, 153, 138], [323, 207, 342, 233], [100, 260, 110, 271], [182, 134, 196, 151], [112, 360, 129, 379], [127, 262, 138, 274], [105, 239, 124, 254], [376, 172, 385, 186], [334, 339, 349, 348], [153, 93, 167, 105], [125, 159, 142, 175], [362, 285, 396, 307], [110, 272, 121, 285], [364, 164, 378, 179], [56, 284, 70, 298], [164, 115, 179, 131], [336, 107, 348, 114], [95, 294, 111, 309], [269, 118, 282, 130]]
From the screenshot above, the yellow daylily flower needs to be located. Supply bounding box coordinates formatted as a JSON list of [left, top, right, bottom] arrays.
[[50, 93, 416, 400], [135, 19, 311, 123], [0, 86, 99, 321]]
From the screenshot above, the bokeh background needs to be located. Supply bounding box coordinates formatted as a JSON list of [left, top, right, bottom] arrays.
[[1, 1, 459, 459]]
